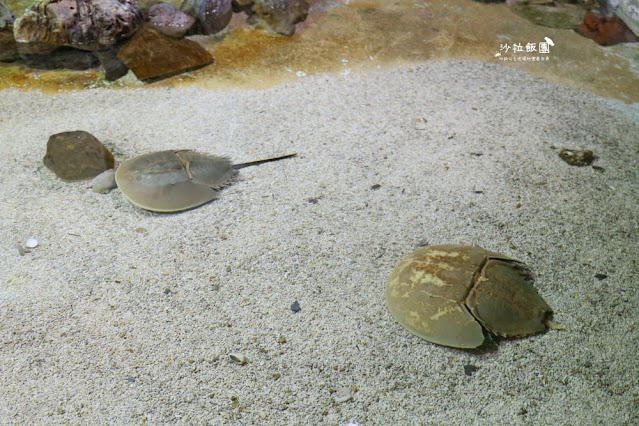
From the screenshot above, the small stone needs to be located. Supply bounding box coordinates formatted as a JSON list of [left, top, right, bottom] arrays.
[[594, 273, 608, 280], [558, 148, 595, 166], [230, 396, 240, 408], [463, 364, 479, 376], [43, 131, 115, 181], [333, 386, 353, 404], [370, 184, 381, 190], [25, 238, 39, 248], [290, 300, 301, 312], [229, 353, 248, 365], [149, 3, 196, 38], [413, 117, 428, 130], [91, 169, 117, 193]]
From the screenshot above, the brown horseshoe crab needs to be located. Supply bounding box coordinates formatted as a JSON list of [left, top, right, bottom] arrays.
[[385, 244, 556, 349], [114, 150, 296, 212]]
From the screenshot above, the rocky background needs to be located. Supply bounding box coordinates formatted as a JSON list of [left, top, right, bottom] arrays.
[[0, 0, 311, 81], [0, 0, 637, 84]]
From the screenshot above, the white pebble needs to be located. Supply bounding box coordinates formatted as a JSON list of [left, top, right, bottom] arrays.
[[25, 238, 39, 248], [333, 387, 353, 404], [92, 169, 117, 193]]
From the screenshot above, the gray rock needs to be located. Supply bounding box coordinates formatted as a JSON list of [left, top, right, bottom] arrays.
[[148, 3, 196, 38], [181, 0, 232, 35]]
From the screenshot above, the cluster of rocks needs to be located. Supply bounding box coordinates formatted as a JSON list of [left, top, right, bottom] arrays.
[[506, 0, 638, 45], [0, 0, 310, 81]]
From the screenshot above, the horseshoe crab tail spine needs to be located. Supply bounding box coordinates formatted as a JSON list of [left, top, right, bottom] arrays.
[[233, 153, 297, 169]]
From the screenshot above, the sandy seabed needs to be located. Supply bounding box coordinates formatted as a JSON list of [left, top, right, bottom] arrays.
[[0, 60, 637, 424]]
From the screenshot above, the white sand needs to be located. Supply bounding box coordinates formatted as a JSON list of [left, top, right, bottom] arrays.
[[1, 60, 637, 424]]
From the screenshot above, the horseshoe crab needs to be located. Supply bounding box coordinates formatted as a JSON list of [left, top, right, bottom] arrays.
[[385, 244, 555, 349], [114, 150, 296, 212]]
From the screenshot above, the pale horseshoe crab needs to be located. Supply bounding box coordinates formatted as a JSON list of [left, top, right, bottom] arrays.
[[114, 150, 296, 212]]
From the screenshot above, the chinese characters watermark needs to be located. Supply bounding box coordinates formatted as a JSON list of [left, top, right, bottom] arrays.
[[494, 37, 555, 61]]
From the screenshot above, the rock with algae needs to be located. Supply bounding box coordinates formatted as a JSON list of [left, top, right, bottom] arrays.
[[13, 0, 143, 52], [233, 0, 310, 36]]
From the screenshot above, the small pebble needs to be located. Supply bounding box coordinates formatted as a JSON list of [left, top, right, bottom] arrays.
[[291, 300, 301, 312], [229, 353, 248, 365], [25, 238, 39, 248], [333, 387, 353, 404], [558, 148, 595, 167], [91, 169, 117, 193], [464, 364, 479, 376]]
